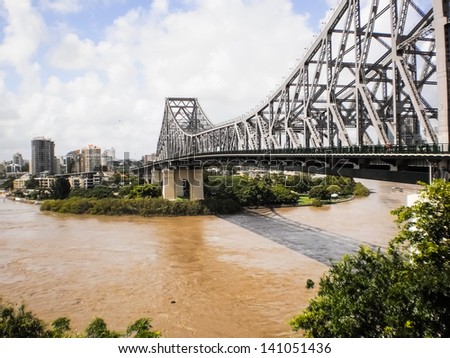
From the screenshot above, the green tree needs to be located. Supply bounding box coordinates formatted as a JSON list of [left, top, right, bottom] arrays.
[[70, 185, 115, 199], [308, 185, 330, 200], [25, 176, 38, 190], [291, 180, 450, 337], [0, 304, 49, 338], [229, 177, 275, 207], [128, 184, 162, 199], [326, 184, 341, 195], [269, 184, 299, 204], [85, 318, 120, 338], [392, 179, 450, 267], [284, 174, 312, 193], [0, 177, 13, 190], [118, 184, 133, 198], [126, 318, 161, 338], [51, 177, 71, 200], [51, 317, 71, 338]]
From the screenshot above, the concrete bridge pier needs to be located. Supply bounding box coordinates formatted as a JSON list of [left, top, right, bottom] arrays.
[[162, 167, 204, 201], [426, 159, 450, 182], [162, 169, 176, 200], [150, 169, 161, 185], [436, 159, 450, 181]]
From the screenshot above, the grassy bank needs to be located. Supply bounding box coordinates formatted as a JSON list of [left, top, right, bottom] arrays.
[[40, 197, 242, 216]]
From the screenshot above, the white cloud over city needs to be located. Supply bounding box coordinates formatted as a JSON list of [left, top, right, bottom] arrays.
[[0, 0, 330, 160]]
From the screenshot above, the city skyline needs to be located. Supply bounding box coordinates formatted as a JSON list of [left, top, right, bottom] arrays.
[[0, 0, 338, 161], [1, 139, 137, 165]]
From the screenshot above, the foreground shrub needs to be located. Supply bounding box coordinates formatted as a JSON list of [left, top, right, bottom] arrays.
[[51, 317, 71, 338], [126, 318, 160, 338], [85, 318, 120, 338], [0, 303, 160, 338], [0, 304, 49, 338]]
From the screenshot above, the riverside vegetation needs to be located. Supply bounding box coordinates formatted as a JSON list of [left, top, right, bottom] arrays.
[[40, 173, 369, 216]]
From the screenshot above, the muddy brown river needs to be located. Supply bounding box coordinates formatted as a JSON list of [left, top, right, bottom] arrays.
[[0, 179, 419, 337]]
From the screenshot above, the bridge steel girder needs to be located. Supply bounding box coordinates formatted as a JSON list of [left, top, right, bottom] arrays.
[[156, 1, 448, 161]]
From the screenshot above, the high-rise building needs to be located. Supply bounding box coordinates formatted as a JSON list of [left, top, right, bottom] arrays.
[[12, 153, 23, 168], [66, 145, 102, 173], [31, 137, 55, 175], [82, 144, 101, 172], [101, 147, 115, 171], [66, 150, 82, 173]]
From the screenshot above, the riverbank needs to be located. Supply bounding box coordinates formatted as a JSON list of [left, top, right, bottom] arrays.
[[38, 180, 370, 217], [7, 196, 41, 205], [39, 194, 361, 217], [40, 196, 242, 216]]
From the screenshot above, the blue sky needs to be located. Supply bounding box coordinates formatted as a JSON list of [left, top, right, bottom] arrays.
[[0, 0, 335, 160]]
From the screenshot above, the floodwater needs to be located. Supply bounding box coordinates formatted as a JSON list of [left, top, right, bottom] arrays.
[[0, 179, 419, 337], [275, 178, 420, 248]]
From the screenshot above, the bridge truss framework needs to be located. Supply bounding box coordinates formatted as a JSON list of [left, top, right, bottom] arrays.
[[156, 0, 450, 162]]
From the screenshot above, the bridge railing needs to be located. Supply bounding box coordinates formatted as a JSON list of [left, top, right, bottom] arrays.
[[163, 143, 450, 160]]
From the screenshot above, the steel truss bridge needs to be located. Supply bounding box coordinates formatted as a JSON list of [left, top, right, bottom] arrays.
[[151, 0, 450, 197]]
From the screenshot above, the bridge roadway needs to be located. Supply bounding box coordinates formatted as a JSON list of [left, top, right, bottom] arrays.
[[220, 208, 370, 266], [141, 145, 450, 184], [136, 146, 450, 200], [150, 145, 450, 166]]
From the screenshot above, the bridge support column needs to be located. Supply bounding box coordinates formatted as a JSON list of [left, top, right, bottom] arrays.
[[434, 0, 450, 149], [162, 169, 176, 200], [162, 167, 204, 200], [437, 159, 450, 181], [188, 168, 204, 201], [151, 169, 161, 185]]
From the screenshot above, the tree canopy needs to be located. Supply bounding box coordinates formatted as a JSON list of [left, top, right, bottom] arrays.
[[51, 177, 71, 200], [0, 303, 160, 338]]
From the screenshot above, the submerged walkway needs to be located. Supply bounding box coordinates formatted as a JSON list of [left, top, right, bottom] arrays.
[[221, 208, 371, 266]]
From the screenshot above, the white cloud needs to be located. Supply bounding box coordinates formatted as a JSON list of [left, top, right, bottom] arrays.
[[49, 34, 99, 70], [0, 0, 317, 160], [150, 0, 168, 15], [0, 0, 46, 89], [326, 0, 340, 7], [39, 0, 83, 14]]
